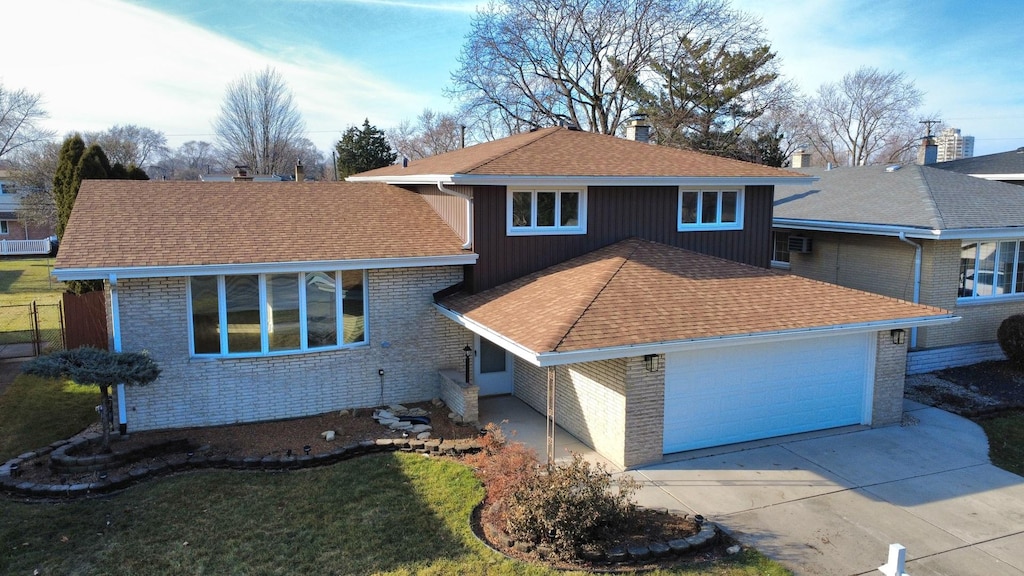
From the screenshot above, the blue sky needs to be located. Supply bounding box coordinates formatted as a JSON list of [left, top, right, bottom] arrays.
[[3, 0, 1022, 158]]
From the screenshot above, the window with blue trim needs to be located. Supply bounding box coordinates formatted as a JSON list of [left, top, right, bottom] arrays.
[[188, 270, 366, 356], [959, 240, 1024, 299]]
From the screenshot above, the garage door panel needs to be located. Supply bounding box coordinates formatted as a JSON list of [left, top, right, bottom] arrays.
[[664, 333, 872, 454]]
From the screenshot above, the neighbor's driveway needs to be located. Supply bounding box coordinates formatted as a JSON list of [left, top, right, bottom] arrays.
[[481, 397, 1024, 576]]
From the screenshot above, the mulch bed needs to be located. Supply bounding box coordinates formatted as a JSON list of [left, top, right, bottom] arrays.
[[907, 360, 1024, 417]]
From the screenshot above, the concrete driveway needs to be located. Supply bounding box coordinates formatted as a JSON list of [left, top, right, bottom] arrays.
[[480, 397, 1024, 576]]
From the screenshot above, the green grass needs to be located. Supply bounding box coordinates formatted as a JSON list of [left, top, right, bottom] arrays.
[[0, 367, 792, 576], [0, 256, 64, 305], [0, 374, 97, 461], [976, 410, 1024, 476], [0, 453, 789, 576]]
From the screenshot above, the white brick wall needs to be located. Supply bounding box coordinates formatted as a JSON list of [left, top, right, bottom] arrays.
[[115, 267, 469, 431], [872, 331, 907, 425]]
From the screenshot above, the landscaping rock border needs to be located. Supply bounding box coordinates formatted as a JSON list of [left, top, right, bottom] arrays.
[[0, 432, 482, 499], [469, 501, 721, 572]]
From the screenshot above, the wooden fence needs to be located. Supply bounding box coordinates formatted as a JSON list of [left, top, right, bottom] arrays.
[[63, 291, 109, 350]]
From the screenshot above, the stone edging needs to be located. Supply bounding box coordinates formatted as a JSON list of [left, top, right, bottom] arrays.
[[470, 501, 720, 570], [0, 434, 482, 500]]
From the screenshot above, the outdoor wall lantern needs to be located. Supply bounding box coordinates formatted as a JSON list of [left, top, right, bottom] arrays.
[[643, 353, 660, 372], [463, 345, 473, 384], [890, 329, 906, 345]]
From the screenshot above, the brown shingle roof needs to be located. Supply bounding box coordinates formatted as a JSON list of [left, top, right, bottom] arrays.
[[56, 180, 469, 271], [354, 127, 807, 180], [439, 238, 952, 354]]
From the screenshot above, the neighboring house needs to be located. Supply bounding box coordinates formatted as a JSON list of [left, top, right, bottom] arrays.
[[0, 170, 52, 242], [933, 147, 1024, 186], [774, 162, 1024, 375], [55, 127, 955, 468]]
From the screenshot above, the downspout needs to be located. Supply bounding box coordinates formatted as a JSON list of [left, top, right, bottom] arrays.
[[109, 273, 128, 434], [898, 233, 922, 348], [437, 182, 473, 250]]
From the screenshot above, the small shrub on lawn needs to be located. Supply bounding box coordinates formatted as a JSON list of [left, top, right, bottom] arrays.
[[503, 453, 641, 560], [998, 314, 1024, 368], [463, 422, 540, 504]]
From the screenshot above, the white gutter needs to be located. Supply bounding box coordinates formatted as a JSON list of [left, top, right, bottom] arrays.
[[898, 232, 923, 348], [54, 254, 479, 281], [437, 182, 473, 250], [775, 218, 1024, 241], [435, 302, 958, 368]]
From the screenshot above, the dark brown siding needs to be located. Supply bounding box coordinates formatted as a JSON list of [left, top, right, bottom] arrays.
[[411, 184, 471, 243], [470, 185, 774, 292]]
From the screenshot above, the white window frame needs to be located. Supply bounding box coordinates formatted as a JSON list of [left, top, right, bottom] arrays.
[[677, 188, 744, 231], [0, 221, 7, 235], [958, 239, 1024, 303], [506, 188, 587, 236], [771, 231, 791, 269], [186, 270, 368, 358]]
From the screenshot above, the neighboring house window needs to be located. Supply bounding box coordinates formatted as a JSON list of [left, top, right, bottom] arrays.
[[188, 270, 366, 356], [507, 188, 586, 235], [678, 188, 743, 230], [0, 221, 7, 235], [772, 231, 790, 268], [959, 240, 1024, 299]]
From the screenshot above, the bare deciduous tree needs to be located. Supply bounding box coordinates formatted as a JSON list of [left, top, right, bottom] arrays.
[[213, 67, 307, 175], [84, 124, 169, 168], [0, 83, 55, 161], [798, 67, 924, 166], [451, 0, 739, 135], [390, 109, 464, 160]]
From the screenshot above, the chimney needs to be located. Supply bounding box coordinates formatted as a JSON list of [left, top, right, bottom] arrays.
[[232, 165, 254, 182], [917, 135, 938, 165], [625, 115, 650, 143], [791, 149, 812, 168], [294, 159, 304, 183]]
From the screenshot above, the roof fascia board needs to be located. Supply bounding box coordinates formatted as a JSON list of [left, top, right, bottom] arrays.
[[969, 173, 1024, 180], [433, 304, 544, 366], [774, 218, 1024, 241], [55, 254, 478, 281], [533, 314, 959, 367], [346, 174, 454, 185], [773, 218, 942, 238]]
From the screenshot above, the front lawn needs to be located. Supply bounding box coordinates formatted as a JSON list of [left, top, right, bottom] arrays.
[[0, 376, 791, 576], [0, 374, 96, 461], [976, 410, 1024, 476]]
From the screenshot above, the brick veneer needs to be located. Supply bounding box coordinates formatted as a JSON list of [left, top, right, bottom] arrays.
[[872, 330, 907, 426], [113, 266, 470, 431]]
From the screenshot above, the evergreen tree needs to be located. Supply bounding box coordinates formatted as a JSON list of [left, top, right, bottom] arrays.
[[53, 134, 86, 240], [335, 119, 396, 178]]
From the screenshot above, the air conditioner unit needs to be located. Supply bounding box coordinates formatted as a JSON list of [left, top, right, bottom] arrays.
[[788, 236, 812, 254]]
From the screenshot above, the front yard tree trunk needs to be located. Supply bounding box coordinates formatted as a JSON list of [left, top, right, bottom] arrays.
[[98, 384, 112, 452]]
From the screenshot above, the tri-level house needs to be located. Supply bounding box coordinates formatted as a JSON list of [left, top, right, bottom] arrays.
[[54, 127, 955, 468]]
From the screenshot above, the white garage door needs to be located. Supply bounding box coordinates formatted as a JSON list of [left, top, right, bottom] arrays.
[[663, 332, 874, 454]]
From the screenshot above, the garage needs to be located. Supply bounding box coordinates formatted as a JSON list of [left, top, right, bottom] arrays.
[[663, 332, 875, 454]]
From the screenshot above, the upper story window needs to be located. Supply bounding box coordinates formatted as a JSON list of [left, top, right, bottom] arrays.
[[507, 188, 586, 235], [188, 270, 366, 357], [678, 188, 743, 231], [959, 240, 1024, 300]]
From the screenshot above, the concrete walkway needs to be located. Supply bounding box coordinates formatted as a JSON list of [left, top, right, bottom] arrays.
[[480, 396, 1024, 576]]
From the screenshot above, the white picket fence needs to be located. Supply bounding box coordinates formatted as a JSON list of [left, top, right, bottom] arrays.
[[0, 237, 51, 256]]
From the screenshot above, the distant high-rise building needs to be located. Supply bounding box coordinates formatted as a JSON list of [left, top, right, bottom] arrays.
[[935, 127, 975, 162]]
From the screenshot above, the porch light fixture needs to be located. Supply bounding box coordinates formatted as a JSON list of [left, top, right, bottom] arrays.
[[890, 329, 906, 345], [643, 354, 660, 372], [463, 345, 473, 384]]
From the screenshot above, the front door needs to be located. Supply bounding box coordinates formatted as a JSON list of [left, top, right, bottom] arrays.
[[475, 335, 513, 396]]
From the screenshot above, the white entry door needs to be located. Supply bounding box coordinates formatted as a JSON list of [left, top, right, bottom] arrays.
[[475, 335, 512, 396]]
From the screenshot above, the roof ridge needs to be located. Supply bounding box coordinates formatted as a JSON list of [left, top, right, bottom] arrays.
[[552, 238, 642, 352], [462, 127, 562, 174], [915, 166, 949, 230]]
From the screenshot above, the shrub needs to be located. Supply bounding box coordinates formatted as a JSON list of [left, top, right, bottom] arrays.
[[998, 314, 1024, 368], [503, 453, 640, 559], [463, 422, 540, 504]]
